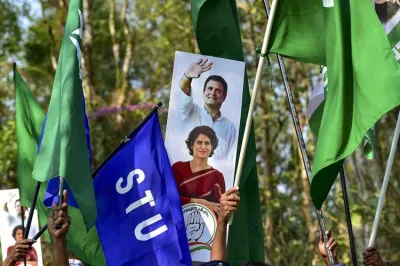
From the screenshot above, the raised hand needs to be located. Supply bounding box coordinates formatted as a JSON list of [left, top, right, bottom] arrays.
[[184, 58, 213, 79], [363, 247, 386, 266], [219, 187, 240, 223], [318, 230, 339, 265], [48, 190, 71, 241], [186, 211, 205, 242]]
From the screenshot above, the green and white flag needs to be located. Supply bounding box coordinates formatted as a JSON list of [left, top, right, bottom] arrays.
[[375, 1, 400, 62], [307, 2, 400, 161], [307, 66, 375, 160], [31, 0, 105, 264], [269, 0, 400, 209]]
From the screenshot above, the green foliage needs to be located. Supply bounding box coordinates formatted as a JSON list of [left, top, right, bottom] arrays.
[[0, 0, 399, 265], [0, 120, 18, 189]]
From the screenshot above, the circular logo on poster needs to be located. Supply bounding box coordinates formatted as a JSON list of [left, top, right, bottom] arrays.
[[182, 203, 217, 254]]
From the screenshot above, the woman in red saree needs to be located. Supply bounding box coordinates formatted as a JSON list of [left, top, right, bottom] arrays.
[[172, 126, 226, 214]]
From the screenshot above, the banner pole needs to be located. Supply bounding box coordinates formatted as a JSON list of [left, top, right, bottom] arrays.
[[228, 0, 279, 226], [21, 199, 27, 266], [368, 111, 400, 247], [24, 182, 41, 239], [261, 1, 335, 264], [339, 167, 358, 266]]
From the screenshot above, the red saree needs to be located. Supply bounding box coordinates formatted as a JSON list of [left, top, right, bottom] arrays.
[[172, 161, 226, 205]]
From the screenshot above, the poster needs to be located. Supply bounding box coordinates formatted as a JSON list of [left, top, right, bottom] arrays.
[[0, 189, 43, 266], [374, 0, 400, 61], [165, 51, 244, 263]]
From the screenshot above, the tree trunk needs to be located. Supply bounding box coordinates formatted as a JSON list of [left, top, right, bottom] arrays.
[[108, 0, 121, 90], [82, 0, 96, 107]]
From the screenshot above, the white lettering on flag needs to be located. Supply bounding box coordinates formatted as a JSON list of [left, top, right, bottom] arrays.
[[69, 9, 83, 79], [125, 190, 156, 214], [323, 0, 334, 7], [135, 214, 168, 241], [116, 169, 145, 194]]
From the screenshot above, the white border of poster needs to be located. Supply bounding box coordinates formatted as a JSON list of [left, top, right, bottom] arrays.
[[0, 189, 43, 266], [165, 51, 244, 263]]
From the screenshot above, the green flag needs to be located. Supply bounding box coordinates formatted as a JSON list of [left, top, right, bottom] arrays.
[[192, 0, 264, 265], [307, 66, 375, 160], [14, 64, 50, 229], [32, 0, 96, 229], [30, 1, 106, 264], [270, 0, 400, 208], [66, 208, 106, 266]]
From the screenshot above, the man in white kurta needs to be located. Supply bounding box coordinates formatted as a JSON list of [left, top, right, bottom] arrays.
[[176, 58, 236, 161]]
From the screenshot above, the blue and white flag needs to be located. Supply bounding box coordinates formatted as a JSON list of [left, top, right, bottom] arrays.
[[94, 113, 192, 266]]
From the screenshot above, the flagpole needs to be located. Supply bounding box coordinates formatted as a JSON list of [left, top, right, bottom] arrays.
[[368, 111, 400, 247], [33, 224, 47, 240], [58, 177, 64, 205], [21, 201, 27, 266], [275, 48, 336, 266], [339, 167, 358, 266], [261, 1, 335, 265], [228, 0, 279, 227], [24, 182, 41, 239]]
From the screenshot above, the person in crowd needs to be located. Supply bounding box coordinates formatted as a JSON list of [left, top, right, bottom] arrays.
[[203, 187, 351, 266], [6, 225, 37, 266], [172, 126, 226, 215], [199, 187, 266, 266], [177, 58, 236, 160]]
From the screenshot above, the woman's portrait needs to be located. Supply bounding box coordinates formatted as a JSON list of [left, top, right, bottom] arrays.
[[172, 126, 226, 215]]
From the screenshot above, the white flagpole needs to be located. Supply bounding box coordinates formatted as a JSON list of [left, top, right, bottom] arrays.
[[228, 0, 279, 225], [368, 111, 400, 247]]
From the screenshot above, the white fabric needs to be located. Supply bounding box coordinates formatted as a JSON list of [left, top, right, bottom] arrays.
[[307, 79, 325, 121], [323, 0, 334, 8], [69, 259, 83, 266], [176, 88, 236, 161]]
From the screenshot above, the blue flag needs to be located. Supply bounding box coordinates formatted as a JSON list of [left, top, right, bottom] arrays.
[[94, 113, 192, 266], [41, 94, 91, 208]]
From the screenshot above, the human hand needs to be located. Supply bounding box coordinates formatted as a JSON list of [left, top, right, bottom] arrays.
[[4, 239, 36, 265], [48, 190, 70, 242], [318, 230, 339, 265], [363, 247, 386, 266], [184, 58, 213, 79], [186, 211, 205, 242], [196, 199, 220, 215], [219, 187, 240, 223]]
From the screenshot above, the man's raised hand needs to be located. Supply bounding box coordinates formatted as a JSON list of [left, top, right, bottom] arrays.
[[184, 58, 213, 79]]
